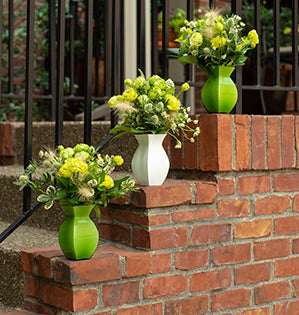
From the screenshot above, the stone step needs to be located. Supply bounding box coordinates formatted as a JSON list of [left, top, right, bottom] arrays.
[[0, 221, 59, 309], [0, 121, 137, 169], [0, 166, 65, 231]]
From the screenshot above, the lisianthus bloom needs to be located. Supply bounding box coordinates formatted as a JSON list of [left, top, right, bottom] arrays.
[[190, 32, 203, 47], [122, 88, 138, 102]]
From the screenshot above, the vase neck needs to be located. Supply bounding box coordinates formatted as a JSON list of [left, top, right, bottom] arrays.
[[207, 66, 235, 78]]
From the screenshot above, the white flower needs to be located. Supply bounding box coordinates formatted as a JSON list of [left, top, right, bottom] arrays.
[[175, 142, 182, 149]]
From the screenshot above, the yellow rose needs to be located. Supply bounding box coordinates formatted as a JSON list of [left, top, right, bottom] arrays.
[[248, 29, 259, 48], [108, 95, 120, 109], [211, 36, 226, 49], [58, 158, 88, 178], [122, 88, 138, 102], [114, 155, 124, 166], [190, 32, 203, 47], [58, 163, 73, 178], [166, 95, 180, 112], [98, 175, 114, 189]]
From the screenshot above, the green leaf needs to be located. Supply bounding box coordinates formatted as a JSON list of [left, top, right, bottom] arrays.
[[44, 200, 54, 210], [37, 194, 51, 202], [93, 205, 101, 218], [178, 55, 198, 64], [56, 177, 69, 188]]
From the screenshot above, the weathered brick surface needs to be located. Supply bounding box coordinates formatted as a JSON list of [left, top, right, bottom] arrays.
[[19, 114, 299, 314]]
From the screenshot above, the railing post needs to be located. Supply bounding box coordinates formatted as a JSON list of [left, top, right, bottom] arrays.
[[23, 0, 35, 212], [84, 0, 94, 145]]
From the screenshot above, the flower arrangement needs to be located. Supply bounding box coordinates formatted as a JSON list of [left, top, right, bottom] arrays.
[[15, 144, 137, 212], [108, 71, 200, 149], [176, 9, 259, 72]]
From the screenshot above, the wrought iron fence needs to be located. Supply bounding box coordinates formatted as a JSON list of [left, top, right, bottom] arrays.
[[0, 0, 299, 241]]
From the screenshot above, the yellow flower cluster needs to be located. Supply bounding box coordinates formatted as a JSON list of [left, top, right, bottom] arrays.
[[248, 30, 259, 48], [99, 175, 114, 189], [59, 158, 88, 178], [211, 36, 227, 49]]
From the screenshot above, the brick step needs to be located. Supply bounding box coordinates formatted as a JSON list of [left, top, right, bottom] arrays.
[[0, 221, 59, 309]]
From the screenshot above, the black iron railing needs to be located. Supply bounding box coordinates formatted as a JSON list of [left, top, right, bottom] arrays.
[[1, 0, 299, 243]]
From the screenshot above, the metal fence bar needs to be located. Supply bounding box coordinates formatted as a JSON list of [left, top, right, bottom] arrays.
[[8, 0, 13, 94], [23, 0, 35, 212], [84, 0, 94, 145], [161, 0, 170, 78], [151, 0, 159, 74], [231, 0, 242, 114], [55, 0, 66, 146], [292, 0, 298, 111], [137, 0, 146, 73], [49, 0, 56, 121], [69, 0, 77, 96], [273, 0, 280, 86]]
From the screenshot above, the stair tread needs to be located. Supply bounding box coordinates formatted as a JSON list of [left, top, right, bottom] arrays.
[[0, 220, 58, 252]]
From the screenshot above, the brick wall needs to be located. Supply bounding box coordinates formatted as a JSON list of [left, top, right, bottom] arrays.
[[21, 114, 299, 314]]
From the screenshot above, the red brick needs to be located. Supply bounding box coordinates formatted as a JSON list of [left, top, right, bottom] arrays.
[[130, 180, 192, 208], [255, 281, 290, 304], [174, 249, 209, 270], [254, 239, 291, 260], [125, 253, 150, 277], [251, 115, 266, 170], [21, 250, 35, 274], [234, 219, 272, 239], [148, 214, 171, 226], [39, 282, 98, 311], [238, 175, 270, 195], [133, 228, 150, 249], [199, 114, 232, 171], [116, 303, 162, 315], [293, 194, 299, 212], [217, 177, 235, 195], [266, 116, 281, 169], [213, 243, 251, 266], [54, 250, 123, 284], [93, 311, 112, 315], [235, 115, 250, 170], [170, 131, 184, 169], [212, 288, 251, 312], [281, 115, 295, 168], [102, 281, 140, 307], [191, 223, 231, 245], [184, 115, 199, 170], [114, 211, 148, 225], [236, 307, 271, 315], [274, 300, 299, 315], [293, 238, 299, 254], [255, 195, 290, 215], [296, 116, 299, 167], [190, 268, 231, 292], [235, 262, 271, 285], [217, 198, 250, 218], [165, 295, 209, 315], [99, 207, 113, 219], [37, 248, 63, 279], [172, 208, 215, 222], [293, 278, 299, 296], [194, 181, 217, 204], [273, 173, 299, 192], [150, 253, 171, 274], [149, 227, 188, 250], [274, 216, 299, 235], [24, 300, 56, 315], [24, 277, 38, 298], [1, 123, 15, 156], [99, 222, 131, 245], [143, 275, 188, 299], [275, 257, 299, 278]]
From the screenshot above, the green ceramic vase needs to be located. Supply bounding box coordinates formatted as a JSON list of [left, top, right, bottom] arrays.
[[58, 204, 99, 260], [201, 66, 238, 113]]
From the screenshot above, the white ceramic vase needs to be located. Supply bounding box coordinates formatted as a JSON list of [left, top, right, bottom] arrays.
[[131, 134, 170, 186]]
